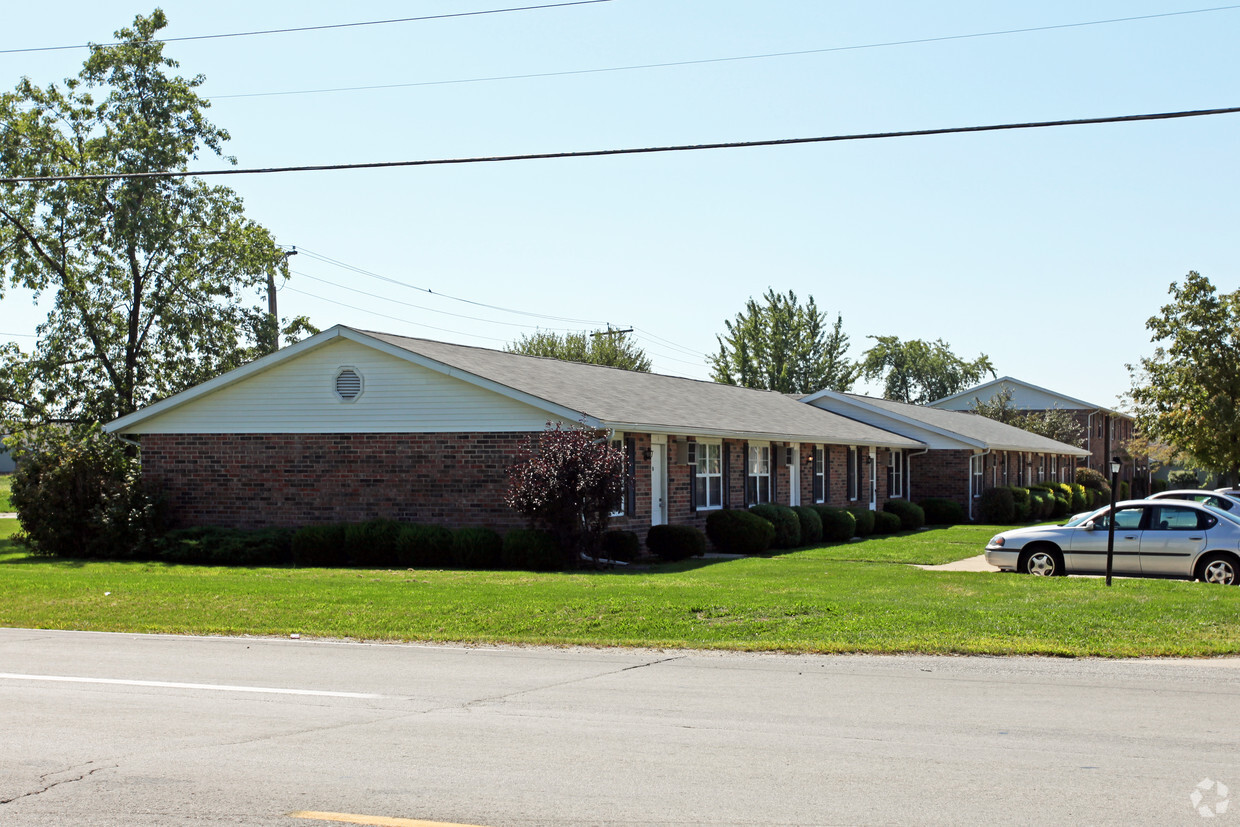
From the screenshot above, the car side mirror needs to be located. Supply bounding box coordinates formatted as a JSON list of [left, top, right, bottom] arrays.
[[1083, 521, 1096, 531]]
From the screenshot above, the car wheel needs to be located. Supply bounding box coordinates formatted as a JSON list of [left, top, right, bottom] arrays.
[[1019, 547, 1061, 577], [1197, 553, 1239, 585]]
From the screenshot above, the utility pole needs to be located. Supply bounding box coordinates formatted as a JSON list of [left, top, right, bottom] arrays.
[[268, 247, 297, 351]]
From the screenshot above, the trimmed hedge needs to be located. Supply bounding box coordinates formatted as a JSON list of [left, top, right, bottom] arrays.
[[705, 509, 775, 555], [291, 522, 349, 567], [155, 526, 293, 566], [502, 528, 561, 571], [749, 503, 801, 549], [647, 524, 706, 562], [1007, 486, 1031, 521], [453, 526, 504, 569], [346, 519, 405, 567], [811, 506, 856, 543], [790, 505, 823, 546], [978, 487, 1016, 524], [848, 507, 875, 538], [396, 524, 454, 567], [883, 499, 925, 531], [600, 529, 641, 562], [872, 510, 902, 535], [918, 497, 966, 526]]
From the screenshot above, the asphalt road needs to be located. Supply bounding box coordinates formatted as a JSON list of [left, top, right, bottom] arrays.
[[2, 628, 1238, 826]]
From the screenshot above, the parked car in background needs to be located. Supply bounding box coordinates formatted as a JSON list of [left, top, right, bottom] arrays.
[[985, 500, 1240, 584], [1215, 487, 1240, 498], [1148, 489, 1240, 513]]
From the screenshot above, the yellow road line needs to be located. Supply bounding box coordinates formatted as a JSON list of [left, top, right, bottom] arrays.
[[289, 812, 490, 827]]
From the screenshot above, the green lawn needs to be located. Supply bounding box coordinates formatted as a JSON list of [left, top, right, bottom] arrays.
[[1, 519, 1237, 657], [0, 474, 11, 512]]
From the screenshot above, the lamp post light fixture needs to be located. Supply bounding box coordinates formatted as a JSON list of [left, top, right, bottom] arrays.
[[1105, 456, 1121, 587]]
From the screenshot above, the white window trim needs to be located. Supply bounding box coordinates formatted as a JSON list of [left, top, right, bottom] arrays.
[[888, 449, 904, 499], [813, 445, 826, 504], [610, 432, 627, 518], [694, 439, 724, 511], [747, 441, 772, 505]]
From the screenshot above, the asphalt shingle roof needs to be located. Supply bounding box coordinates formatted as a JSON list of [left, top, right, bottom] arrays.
[[362, 329, 922, 447]]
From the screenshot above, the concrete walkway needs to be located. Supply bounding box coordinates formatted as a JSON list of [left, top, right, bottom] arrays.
[[914, 553, 1000, 573]]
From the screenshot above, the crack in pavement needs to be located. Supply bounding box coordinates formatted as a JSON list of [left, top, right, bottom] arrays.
[[1, 762, 113, 805]]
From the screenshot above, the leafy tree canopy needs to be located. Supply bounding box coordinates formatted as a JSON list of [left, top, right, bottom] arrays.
[[505, 329, 651, 372], [710, 288, 858, 394], [970, 388, 1085, 448], [1127, 271, 1240, 480], [860, 336, 995, 406], [0, 10, 314, 432]]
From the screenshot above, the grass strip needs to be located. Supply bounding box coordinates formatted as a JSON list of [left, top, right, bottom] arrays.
[[1, 521, 1237, 657]]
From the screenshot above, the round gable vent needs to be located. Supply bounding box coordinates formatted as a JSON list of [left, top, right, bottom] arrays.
[[335, 367, 363, 401]]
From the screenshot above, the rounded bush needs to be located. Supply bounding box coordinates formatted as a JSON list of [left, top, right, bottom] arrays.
[[397, 524, 455, 567], [872, 510, 902, 535], [156, 527, 293, 566], [600, 529, 641, 562], [812, 506, 856, 542], [502, 528, 562, 571], [978, 487, 1016, 524], [883, 499, 925, 531], [1007, 487, 1031, 521], [291, 522, 349, 567], [790, 506, 823, 546], [848, 507, 876, 537], [452, 526, 504, 569], [1076, 467, 1112, 499], [918, 498, 966, 526], [346, 519, 405, 567], [749, 503, 801, 548], [1052, 495, 1071, 519], [646, 524, 706, 562], [705, 509, 774, 555]]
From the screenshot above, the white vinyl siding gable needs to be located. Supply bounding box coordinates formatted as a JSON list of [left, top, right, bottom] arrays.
[[126, 339, 558, 434]]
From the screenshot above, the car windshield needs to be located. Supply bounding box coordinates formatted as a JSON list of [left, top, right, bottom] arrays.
[[1063, 511, 1098, 527]]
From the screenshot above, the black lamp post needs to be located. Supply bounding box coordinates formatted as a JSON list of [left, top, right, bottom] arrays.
[[1105, 457, 1121, 587]]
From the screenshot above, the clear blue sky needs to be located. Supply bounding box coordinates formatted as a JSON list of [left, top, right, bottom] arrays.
[[3, 1, 1237, 409]]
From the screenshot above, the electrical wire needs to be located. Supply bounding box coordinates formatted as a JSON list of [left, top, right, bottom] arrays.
[[207, 4, 1240, 101], [5, 106, 1238, 184], [284, 285, 511, 343], [296, 248, 614, 326], [0, 1, 615, 55]]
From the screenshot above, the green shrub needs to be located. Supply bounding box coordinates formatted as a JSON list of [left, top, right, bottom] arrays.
[[1069, 483, 1088, 512], [872, 510, 903, 535], [883, 499, 925, 531], [848, 507, 876, 537], [291, 522, 349, 567], [1151, 478, 1168, 494], [1007, 486, 1031, 521], [790, 506, 823, 546], [8, 425, 162, 559], [345, 519, 405, 567], [705, 509, 774, 555], [1118, 480, 1130, 499], [1076, 467, 1112, 499], [396, 524, 455, 567], [599, 529, 641, 563], [978, 487, 1016, 524], [749, 504, 801, 549], [812, 506, 857, 542], [1027, 490, 1049, 520], [452, 527, 504, 569], [1052, 495, 1071, 519], [155, 527, 293, 566], [918, 498, 966, 526], [502, 528, 561, 571], [646, 524, 706, 562], [1166, 469, 1199, 489]]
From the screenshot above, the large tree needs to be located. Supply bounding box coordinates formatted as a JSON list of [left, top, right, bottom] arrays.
[[1127, 272, 1240, 481], [860, 336, 995, 405], [0, 10, 313, 431], [505, 329, 651, 372], [710, 289, 857, 394], [970, 388, 1085, 447]]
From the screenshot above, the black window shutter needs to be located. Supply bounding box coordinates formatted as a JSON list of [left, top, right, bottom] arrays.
[[625, 438, 637, 517], [688, 441, 698, 511], [722, 443, 731, 508]]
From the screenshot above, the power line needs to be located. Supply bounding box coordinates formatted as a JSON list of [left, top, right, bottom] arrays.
[[284, 286, 510, 343], [4, 106, 1237, 184], [209, 4, 1240, 101], [296, 248, 613, 326], [0, 1, 615, 55]]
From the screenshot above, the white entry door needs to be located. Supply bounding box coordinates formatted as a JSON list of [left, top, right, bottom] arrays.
[[651, 442, 668, 526]]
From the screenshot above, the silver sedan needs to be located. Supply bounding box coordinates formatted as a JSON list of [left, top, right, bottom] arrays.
[[1148, 489, 1240, 512], [985, 499, 1240, 584]]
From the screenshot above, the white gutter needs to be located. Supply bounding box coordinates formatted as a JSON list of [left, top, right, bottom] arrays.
[[906, 447, 930, 500], [1086, 411, 1095, 468]]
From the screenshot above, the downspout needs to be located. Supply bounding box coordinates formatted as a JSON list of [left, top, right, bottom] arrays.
[[906, 447, 930, 500], [1085, 411, 1095, 469], [969, 449, 992, 522]]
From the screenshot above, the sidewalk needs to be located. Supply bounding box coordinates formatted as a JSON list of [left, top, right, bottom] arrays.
[[914, 553, 1000, 573]]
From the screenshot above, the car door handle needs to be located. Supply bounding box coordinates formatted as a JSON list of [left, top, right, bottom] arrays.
[[1189, 536, 1203, 540]]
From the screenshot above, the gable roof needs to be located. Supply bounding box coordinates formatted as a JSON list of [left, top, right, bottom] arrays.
[[801, 389, 1090, 456], [929, 376, 1126, 418], [107, 325, 922, 448]]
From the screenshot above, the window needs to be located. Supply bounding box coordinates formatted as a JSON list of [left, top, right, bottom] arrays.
[[694, 442, 723, 510], [888, 450, 903, 498], [847, 446, 859, 501], [1094, 506, 1145, 530], [747, 444, 771, 504], [1151, 505, 1211, 530], [812, 446, 826, 503], [610, 436, 627, 517], [970, 454, 985, 497]]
